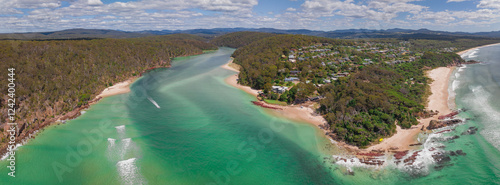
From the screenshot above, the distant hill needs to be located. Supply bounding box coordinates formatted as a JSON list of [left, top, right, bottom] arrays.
[[210, 31, 276, 48], [0, 28, 152, 40], [1, 28, 500, 40]]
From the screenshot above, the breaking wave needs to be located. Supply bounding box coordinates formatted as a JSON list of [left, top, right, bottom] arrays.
[[466, 85, 500, 150]]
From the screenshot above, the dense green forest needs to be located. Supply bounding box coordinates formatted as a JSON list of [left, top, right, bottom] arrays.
[[210, 31, 276, 48], [215, 32, 486, 146], [0, 34, 216, 144]]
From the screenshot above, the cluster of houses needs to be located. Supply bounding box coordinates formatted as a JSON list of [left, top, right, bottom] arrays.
[[285, 41, 422, 67]]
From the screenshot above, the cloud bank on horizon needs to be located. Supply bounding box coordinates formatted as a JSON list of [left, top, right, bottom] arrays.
[[1, 0, 499, 33]]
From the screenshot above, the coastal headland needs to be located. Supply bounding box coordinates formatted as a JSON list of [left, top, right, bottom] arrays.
[[222, 44, 495, 155]]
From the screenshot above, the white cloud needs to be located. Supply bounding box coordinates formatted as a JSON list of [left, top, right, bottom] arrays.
[[86, 0, 104, 6], [447, 0, 469, 2], [478, 0, 500, 9], [0, 0, 500, 33]]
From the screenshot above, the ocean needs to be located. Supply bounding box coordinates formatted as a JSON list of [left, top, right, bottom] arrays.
[[1, 46, 500, 184]]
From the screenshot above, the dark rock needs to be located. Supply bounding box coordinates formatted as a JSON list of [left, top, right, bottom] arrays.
[[427, 119, 463, 130], [433, 153, 451, 165], [456, 150, 466, 156], [449, 135, 460, 140], [461, 127, 478, 135], [449, 151, 456, 156]]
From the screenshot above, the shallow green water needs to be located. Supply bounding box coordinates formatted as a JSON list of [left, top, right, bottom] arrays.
[[1, 47, 500, 184]]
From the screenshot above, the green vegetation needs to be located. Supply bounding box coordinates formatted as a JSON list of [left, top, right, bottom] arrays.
[[319, 52, 463, 146], [215, 32, 486, 147], [210, 31, 276, 48], [0, 34, 217, 143], [263, 99, 288, 106]]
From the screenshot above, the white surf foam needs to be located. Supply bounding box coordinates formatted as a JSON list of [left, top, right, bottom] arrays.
[[452, 80, 460, 91], [467, 85, 500, 150], [332, 155, 386, 171], [1, 143, 23, 161], [108, 138, 116, 147], [115, 125, 125, 138], [466, 49, 479, 58], [116, 158, 146, 185], [119, 138, 132, 160], [458, 66, 466, 72], [107, 138, 117, 161]]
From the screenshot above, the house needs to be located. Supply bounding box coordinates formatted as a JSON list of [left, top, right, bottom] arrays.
[[284, 77, 300, 82], [323, 79, 331, 83], [290, 70, 301, 75], [338, 72, 350, 77], [289, 54, 295, 59], [333, 72, 350, 78], [308, 95, 325, 101], [289, 59, 296, 63], [272, 86, 288, 94]]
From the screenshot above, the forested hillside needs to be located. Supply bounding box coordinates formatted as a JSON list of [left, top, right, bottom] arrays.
[[319, 52, 464, 145], [210, 31, 276, 48], [231, 35, 353, 89], [0, 34, 216, 145]]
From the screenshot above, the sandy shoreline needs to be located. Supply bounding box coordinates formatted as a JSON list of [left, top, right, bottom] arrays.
[[95, 77, 137, 99], [222, 59, 327, 127], [456, 43, 500, 56], [220, 57, 454, 153], [365, 67, 454, 152]]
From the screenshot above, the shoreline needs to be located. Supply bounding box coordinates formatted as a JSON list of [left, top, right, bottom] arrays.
[[456, 43, 500, 56], [364, 67, 454, 152], [0, 77, 139, 159], [220, 56, 455, 154], [222, 59, 327, 127], [94, 77, 137, 100]]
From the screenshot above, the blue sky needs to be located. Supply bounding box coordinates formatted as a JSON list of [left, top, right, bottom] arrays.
[[0, 0, 499, 33]]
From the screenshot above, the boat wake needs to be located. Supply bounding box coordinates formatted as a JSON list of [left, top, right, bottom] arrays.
[[147, 97, 161, 108]]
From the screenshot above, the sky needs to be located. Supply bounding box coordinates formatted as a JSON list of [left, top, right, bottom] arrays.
[[1, 0, 500, 33]]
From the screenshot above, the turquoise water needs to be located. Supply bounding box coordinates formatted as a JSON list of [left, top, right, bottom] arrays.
[[2, 47, 500, 184]]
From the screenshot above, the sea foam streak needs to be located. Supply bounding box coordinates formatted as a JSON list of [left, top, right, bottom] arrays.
[[116, 158, 146, 185]]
